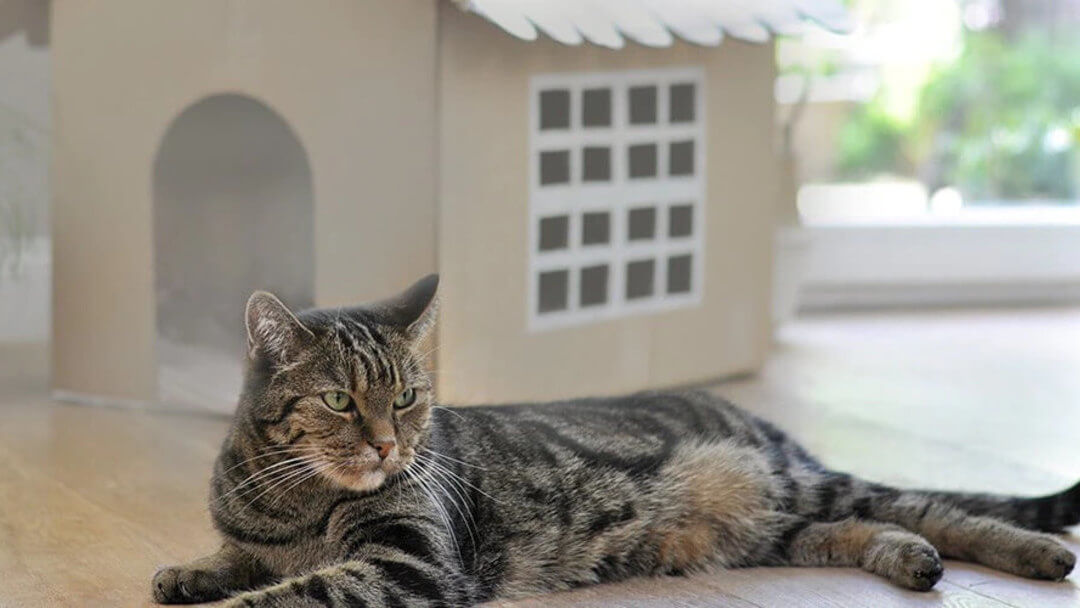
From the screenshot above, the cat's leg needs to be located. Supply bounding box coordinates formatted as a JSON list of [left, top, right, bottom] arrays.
[[221, 549, 470, 608], [652, 440, 791, 572], [883, 498, 1076, 581], [152, 543, 270, 604], [782, 518, 944, 591]]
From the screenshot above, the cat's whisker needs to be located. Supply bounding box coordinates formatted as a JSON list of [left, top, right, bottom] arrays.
[[225, 464, 320, 509], [413, 454, 473, 491], [419, 446, 486, 470], [430, 405, 468, 422], [419, 458, 470, 504], [405, 466, 461, 561], [410, 468, 462, 565], [414, 453, 502, 504], [415, 343, 442, 361], [413, 465, 463, 548], [419, 364, 461, 376], [414, 454, 477, 490], [416, 459, 479, 551], [237, 463, 328, 512], [421, 368, 458, 378], [232, 458, 326, 509], [218, 446, 326, 476], [226, 452, 321, 484], [265, 460, 341, 509], [217, 455, 323, 503], [420, 468, 488, 551]]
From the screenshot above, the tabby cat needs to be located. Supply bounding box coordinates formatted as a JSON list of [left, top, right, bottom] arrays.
[[152, 274, 1079, 607]]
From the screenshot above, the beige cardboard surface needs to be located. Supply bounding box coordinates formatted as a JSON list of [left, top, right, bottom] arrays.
[[51, 0, 438, 403], [436, 5, 776, 404], [51, 0, 774, 407]]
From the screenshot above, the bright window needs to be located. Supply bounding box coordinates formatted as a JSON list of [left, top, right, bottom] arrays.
[[528, 67, 705, 330], [778, 0, 1080, 223]]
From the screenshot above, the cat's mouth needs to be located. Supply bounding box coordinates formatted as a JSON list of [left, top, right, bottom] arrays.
[[321, 455, 408, 493], [331, 466, 387, 492]]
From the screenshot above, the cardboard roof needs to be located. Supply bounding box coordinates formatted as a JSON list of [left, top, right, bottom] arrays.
[[455, 0, 852, 48]]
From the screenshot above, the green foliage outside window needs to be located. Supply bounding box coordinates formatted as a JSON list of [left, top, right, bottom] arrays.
[[836, 32, 1080, 203]]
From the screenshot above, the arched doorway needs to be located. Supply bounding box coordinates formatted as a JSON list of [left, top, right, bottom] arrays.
[[153, 94, 314, 412]]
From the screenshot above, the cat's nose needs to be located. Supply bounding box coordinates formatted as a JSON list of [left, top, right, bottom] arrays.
[[368, 439, 396, 460]]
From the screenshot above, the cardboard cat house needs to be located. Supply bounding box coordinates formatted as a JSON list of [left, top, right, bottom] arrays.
[[50, 0, 849, 413]]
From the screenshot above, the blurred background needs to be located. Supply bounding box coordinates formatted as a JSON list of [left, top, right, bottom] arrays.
[[4, 0, 1080, 377], [2, 1, 1080, 606], [775, 0, 1080, 313], [0, 0, 46, 346]]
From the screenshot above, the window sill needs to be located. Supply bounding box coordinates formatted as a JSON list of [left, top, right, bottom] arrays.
[[804, 205, 1080, 228], [793, 214, 1080, 310]]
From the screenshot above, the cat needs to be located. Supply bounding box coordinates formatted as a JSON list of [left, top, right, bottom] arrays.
[[152, 274, 1079, 607]]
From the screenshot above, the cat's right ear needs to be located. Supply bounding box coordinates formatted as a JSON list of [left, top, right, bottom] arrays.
[[245, 291, 314, 364]]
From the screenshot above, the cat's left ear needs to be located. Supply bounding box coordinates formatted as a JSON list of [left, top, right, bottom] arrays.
[[245, 291, 315, 364], [377, 274, 439, 342]]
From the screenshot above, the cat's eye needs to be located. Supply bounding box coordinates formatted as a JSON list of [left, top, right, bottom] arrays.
[[321, 391, 352, 412], [393, 388, 417, 410]]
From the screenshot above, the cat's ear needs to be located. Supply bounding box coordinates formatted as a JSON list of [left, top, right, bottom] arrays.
[[376, 274, 439, 342], [245, 291, 314, 363]]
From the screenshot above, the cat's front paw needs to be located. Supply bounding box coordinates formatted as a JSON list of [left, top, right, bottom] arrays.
[[152, 564, 229, 604], [888, 542, 944, 592]]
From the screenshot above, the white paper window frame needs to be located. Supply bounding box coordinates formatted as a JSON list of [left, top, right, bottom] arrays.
[[528, 66, 706, 331]]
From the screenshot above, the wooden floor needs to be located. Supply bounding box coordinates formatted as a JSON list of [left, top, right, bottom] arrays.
[[2, 308, 1079, 607]]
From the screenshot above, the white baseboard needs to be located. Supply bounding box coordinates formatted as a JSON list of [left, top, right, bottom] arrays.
[[801, 281, 1080, 310], [797, 220, 1080, 310]]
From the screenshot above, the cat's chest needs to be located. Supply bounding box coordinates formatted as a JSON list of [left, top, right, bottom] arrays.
[[244, 507, 365, 576], [250, 535, 336, 577], [242, 494, 408, 576]]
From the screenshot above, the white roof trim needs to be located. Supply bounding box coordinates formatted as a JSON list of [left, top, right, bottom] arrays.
[[456, 0, 853, 48]]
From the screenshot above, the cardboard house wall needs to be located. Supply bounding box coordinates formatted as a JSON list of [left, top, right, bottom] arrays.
[[437, 8, 779, 403], [50, 0, 838, 412]]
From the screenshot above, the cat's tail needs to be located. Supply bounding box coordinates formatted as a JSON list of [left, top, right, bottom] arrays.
[[916, 481, 1080, 533], [815, 471, 1080, 533]]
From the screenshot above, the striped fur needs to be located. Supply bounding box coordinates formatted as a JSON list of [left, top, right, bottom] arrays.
[[152, 275, 1078, 607]]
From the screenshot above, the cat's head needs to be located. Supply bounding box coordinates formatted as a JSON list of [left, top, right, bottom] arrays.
[[236, 274, 439, 493]]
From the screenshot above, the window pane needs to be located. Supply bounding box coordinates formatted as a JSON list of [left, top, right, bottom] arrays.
[[580, 264, 609, 307], [582, 88, 611, 127], [539, 89, 570, 130], [629, 86, 657, 124], [582, 146, 611, 182], [538, 270, 569, 313], [529, 68, 704, 324], [628, 207, 656, 241], [582, 211, 610, 245], [669, 140, 694, 176], [628, 144, 657, 179], [668, 204, 693, 237], [669, 83, 695, 123], [667, 254, 692, 294], [539, 150, 570, 185], [625, 259, 655, 299], [538, 216, 569, 251]]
